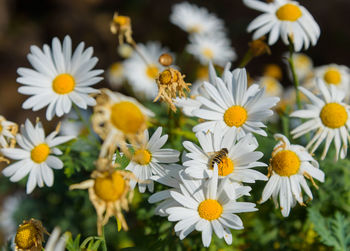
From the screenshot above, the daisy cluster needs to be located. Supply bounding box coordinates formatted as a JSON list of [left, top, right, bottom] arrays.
[[1, 0, 349, 249]]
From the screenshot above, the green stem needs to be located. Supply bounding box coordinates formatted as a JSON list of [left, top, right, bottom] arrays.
[[238, 49, 254, 68], [287, 38, 302, 110], [101, 227, 108, 251]]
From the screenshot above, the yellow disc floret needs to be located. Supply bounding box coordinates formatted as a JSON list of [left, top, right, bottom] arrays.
[[15, 223, 38, 250], [0, 124, 3, 133], [224, 105, 248, 127], [133, 149, 152, 165], [52, 74, 75, 94], [271, 150, 300, 176], [320, 103, 348, 128], [198, 199, 223, 221], [110, 101, 145, 134], [146, 64, 159, 79], [159, 69, 179, 85], [216, 156, 234, 176], [276, 3, 302, 22], [94, 171, 126, 202], [323, 69, 342, 85], [202, 48, 214, 59], [31, 143, 50, 164]]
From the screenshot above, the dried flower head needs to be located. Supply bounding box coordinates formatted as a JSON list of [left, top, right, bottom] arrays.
[[110, 12, 133, 45], [0, 115, 18, 163], [154, 67, 191, 112], [14, 219, 48, 251], [70, 159, 134, 235]]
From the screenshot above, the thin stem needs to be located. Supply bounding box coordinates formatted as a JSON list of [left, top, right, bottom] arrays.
[[101, 227, 108, 251], [129, 39, 151, 66], [238, 49, 254, 68], [287, 38, 302, 110]]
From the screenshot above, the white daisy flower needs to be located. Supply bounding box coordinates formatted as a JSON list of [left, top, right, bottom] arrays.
[[165, 167, 257, 247], [186, 34, 237, 67], [45, 227, 68, 251], [17, 35, 103, 120], [260, 134, 324, 217], [170, 2, 225, 35], [244, 0, 320, 51], [291, 80, 350, 160], [123, 41, 169, 100], [1, 119, 75, 194], [183, 130, 267, 185], [314, 64, 350, 93], [290, 53, 313, 81], [0, 115, 17, 148], [106, 62, 125, 89], [125, 127, 180, 193], [148, 164, 185, 216], [258, 76, 283, 98], [192, 67, 280, 138]]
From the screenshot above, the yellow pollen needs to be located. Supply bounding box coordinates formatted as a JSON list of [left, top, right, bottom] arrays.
[[212, 156, 234, 176], [52, 74, 75, 94], [198, 199, 223, 221], [197, 66, 209, 80], [146, 64, 159, 79], [223, 105, 248, 127], [114, 16, 129, 26], [110, 101, 145, 134], [15, 223, 38, 250], [159, 69, 178, 85], [202, 48, 214, 59], [188, 25, 202, 33], [320, 103, 348, 128], [133, 149, 152, 165], [271, 150, 300, 176], [323, 69, 342, 85], [276, 3, 302, 22], [94, 172, 125, 202], [31, 143, 50, 164]]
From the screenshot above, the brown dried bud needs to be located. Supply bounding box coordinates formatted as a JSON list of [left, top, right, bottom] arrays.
[[158, 53, 173, 67]]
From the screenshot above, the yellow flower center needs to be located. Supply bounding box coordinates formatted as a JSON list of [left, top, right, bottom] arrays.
[[114, 15, 130, 26], [263, 78, 280, 94], [198, 199, 223, 221], [202, 48, 214, 59], [188, 25, 202, 33], [133, 149, 152, 165], [197, 66, 209, 80], [52, 73, 75, 94], [0, 124, 3, 133], [223, 105, 248, 127], [110, 101, 146, 134], [15, 223, 38, 250], [320, 103, 348, 128], [145, 64, 159, 79], [295, 54, 310, 67], [323, 69, 342, 85], [276, 3, 302, 22], [110, 62, 123, 74], [94, 172, 125, 202], [271, 150, 300, 176], [31, 143, 50, 164], [263, 64, 282, 80], [159, 69, 178, 85]]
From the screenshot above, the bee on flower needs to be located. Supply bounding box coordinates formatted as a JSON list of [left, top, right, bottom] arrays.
[[1, 119, 75, 194], [70, 157, 134, 235], [260, 134, 324, 217], [291, 80, 350, 160], [244, 0, 320, 51], [17, 35, 103, 120]]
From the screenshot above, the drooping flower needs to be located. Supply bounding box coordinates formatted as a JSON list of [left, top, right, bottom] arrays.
[[123, 42, 170, 100], [17, 35, 103, 120], [244, 0, 320, 51], [260, 134, 324, 217], [125, 127, 180, 193], [14, 218, 48, 251], [291, 80, 350, 160], [192, 67, 279, 138], [1, 119, 75, 194]]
